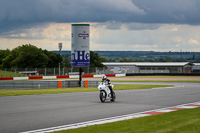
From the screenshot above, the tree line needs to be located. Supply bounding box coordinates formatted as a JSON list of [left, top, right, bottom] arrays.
[[0, 44, 107, 69]]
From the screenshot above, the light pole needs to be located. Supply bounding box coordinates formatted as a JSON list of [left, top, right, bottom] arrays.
[[58, 43, 62, 55], [59, 63, 60, 76], [58, 43, 62, 76]]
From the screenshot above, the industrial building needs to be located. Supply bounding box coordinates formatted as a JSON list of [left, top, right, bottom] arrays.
[[100, 62, 194, 74], [192, 63, 200, 73]]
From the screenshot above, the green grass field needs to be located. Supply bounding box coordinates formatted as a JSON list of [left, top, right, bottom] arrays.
[[0, 70, 25, 77], [53, 107, 200, 133], [0, 84, 173, 97]]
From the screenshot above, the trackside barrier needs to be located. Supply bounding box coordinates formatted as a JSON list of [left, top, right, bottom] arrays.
[[105, 74, 115, 77], [58, 81, 62, 88], [82, 75, 93, 78], [0, 77, 13, 80], [0, 81, 57, 89], [0, 74, 126, 81], [65, 80, 79, 88], [81, 80, 99, 88], [0, 80, 99, 89], [93, 74, 105, 78], [29, 76, 43, 80], [85, 80, 88, 88], [57, 76, 69, 78], [69, 75, 79, 79], [43, 76, 57, 79], [13, 77, 29, 80], [116, 73, 126, 77]]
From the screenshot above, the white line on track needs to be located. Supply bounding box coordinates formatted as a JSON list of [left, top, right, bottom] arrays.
[[152, 85, 184, 90], [21, 101, 200, 133]]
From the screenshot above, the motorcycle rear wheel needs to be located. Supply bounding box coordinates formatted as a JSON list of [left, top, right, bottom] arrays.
[[100, 90, 107, 103], [110, 91, 116, 102]]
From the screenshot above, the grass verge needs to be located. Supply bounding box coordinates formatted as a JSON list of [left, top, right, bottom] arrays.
[[0, 70, 25, 77], [53, 107, 200, 133], [0, 84, 173, 97]]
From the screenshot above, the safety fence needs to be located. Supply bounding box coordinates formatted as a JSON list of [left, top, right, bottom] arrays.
[[0, 67, 106, 77], [0, 80, 99, 90]]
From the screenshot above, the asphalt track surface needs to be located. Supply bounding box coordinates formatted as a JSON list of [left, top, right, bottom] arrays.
[[0, 82, 200, 133]]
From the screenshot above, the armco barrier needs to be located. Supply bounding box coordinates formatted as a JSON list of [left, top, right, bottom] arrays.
[[0, 81, 57, 89], [0, 80, 99, 89], [81, 80, 99, 88], [65, 80, 79, 88]]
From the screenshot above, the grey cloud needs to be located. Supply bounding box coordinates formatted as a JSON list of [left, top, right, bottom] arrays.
[[124, 23, 161, 30], [0, 0, 144, 34], [0, 0, 144, 22], [103, 21, 123, 30], [0, 0, 200, 35], [132, 0, 200, 24]]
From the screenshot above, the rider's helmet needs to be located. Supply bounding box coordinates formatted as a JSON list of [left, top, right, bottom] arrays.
[[102, 76, 107, 81]]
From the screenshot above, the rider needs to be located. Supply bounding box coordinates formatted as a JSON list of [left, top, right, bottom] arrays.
[[102, 76, 113, 98]]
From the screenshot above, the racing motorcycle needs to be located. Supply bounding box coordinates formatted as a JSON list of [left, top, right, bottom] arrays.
[[97, 81, 116, 103]]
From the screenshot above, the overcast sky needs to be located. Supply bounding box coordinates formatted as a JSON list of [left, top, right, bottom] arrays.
[[0, 0, 200, 51]]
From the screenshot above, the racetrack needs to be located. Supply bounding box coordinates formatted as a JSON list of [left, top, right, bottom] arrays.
[[0, 82, 200, 133]]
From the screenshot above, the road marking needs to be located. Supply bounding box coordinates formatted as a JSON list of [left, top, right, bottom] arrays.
[[152, 85, 184, 90], [21, 101, 200, 133]]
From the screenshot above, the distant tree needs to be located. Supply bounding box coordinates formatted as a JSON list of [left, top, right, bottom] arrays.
[[119, 58, 134, 62], [2, 44, 62, 68], [90, 51, 107, 67], [0, 49, 10, 68], [62, 55, 71, 68], [43, 50, 62, 68]]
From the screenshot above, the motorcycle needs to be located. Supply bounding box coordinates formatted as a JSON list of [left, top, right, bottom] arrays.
[[97, 81, 116, 103]]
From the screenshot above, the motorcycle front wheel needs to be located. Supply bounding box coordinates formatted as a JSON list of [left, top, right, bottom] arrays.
[[100, 90, 107, 103]]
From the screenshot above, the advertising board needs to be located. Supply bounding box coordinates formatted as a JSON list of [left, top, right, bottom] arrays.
[[71, 24, 90, 67]]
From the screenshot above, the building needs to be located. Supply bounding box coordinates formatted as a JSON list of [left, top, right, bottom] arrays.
[[99, 62, 193, 74], [192, 63, 200, 73]]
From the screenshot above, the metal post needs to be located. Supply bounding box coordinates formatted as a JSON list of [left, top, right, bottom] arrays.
[[79, 67, 82, 87], [59, 63, 60, 76], [25, 68, 27, 76], [5, 68, 7, 77], [35, 68, 37, 75]]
